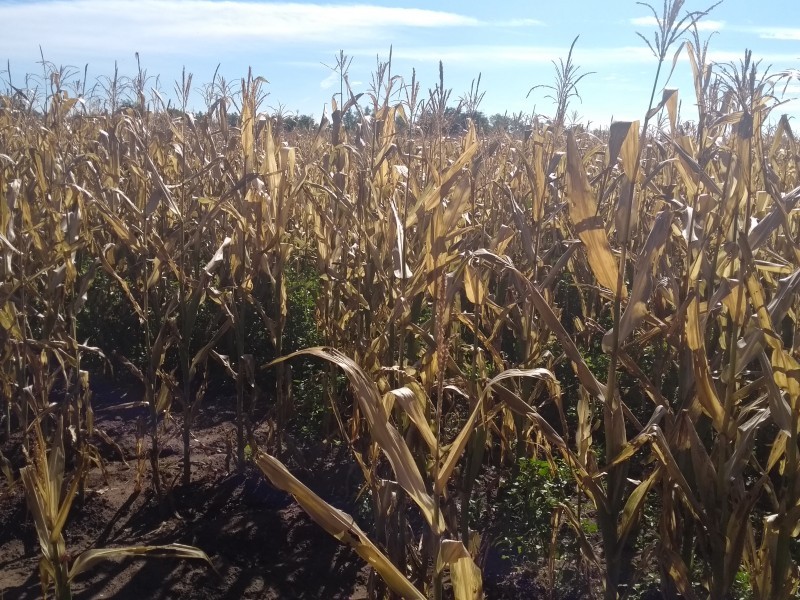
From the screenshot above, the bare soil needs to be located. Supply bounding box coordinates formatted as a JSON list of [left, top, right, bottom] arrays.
[[0, 381, 370, 600], [0, 380, 542, 599]]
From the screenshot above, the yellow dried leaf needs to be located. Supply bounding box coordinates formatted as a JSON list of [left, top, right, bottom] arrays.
[[464, 263, 486, 306], [438, 540, 483, 600], [565, 131, 625, 298], [256, 452, 426, 600]]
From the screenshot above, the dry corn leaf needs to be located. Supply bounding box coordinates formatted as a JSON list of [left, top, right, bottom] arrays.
[[387, 383, 437, 453], [608, 120, 640, 182], [759, 351, 794, 434], [69, 545, 211, 581], [565, 130, 625, 298], [603, 209, 671, 351], [617, 467, 661, 546], [438, 539, 483, 600], [463, 262, 486, 306], [269, 348, 442, 533], [406, 136, 481, 229], [474, 249, 607, 401], [436, 367, 558, 494], [256, 452, 426, 600]]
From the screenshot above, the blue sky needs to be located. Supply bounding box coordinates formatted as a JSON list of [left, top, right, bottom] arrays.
[[1, 0, 798, 124]]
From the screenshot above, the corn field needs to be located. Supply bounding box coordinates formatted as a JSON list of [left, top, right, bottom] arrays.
[[2, 2, 800, 598]]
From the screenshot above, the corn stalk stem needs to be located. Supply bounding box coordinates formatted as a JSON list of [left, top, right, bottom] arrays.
[[602, 51, 664, 600]]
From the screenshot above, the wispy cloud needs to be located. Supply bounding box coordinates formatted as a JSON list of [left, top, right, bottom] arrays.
[[319, 71, 338, 90], [0, 0, 481, 59], [492, 18, 544, 27], [751, 27, 800, 41], [358, 45, 657, 66], [1, 0, 795, 121], [629, 16, 725, 31], [704, 49, 800, 64], [358, 44, 798, 70]]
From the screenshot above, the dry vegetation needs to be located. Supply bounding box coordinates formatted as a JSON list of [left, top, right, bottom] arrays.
[[2, 1, 800, 598]]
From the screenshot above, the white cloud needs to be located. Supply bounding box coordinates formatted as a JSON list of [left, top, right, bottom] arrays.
[[0, 1, 480, 59], [359, 45, 798, 70], [319, 71, 338, 90], [753, 27, 800, 41], [630, 16, 725, 31], [492, 18, 544, 27], [360, 45, 657, 66], [705, 50, 800, 64]]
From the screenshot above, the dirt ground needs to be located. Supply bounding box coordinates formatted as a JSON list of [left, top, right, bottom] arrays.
[[0, 381, 539, 600], [0, 379, 375, 600]]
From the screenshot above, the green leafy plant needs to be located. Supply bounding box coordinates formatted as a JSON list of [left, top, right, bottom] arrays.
[[495, 457, 572, 563]]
